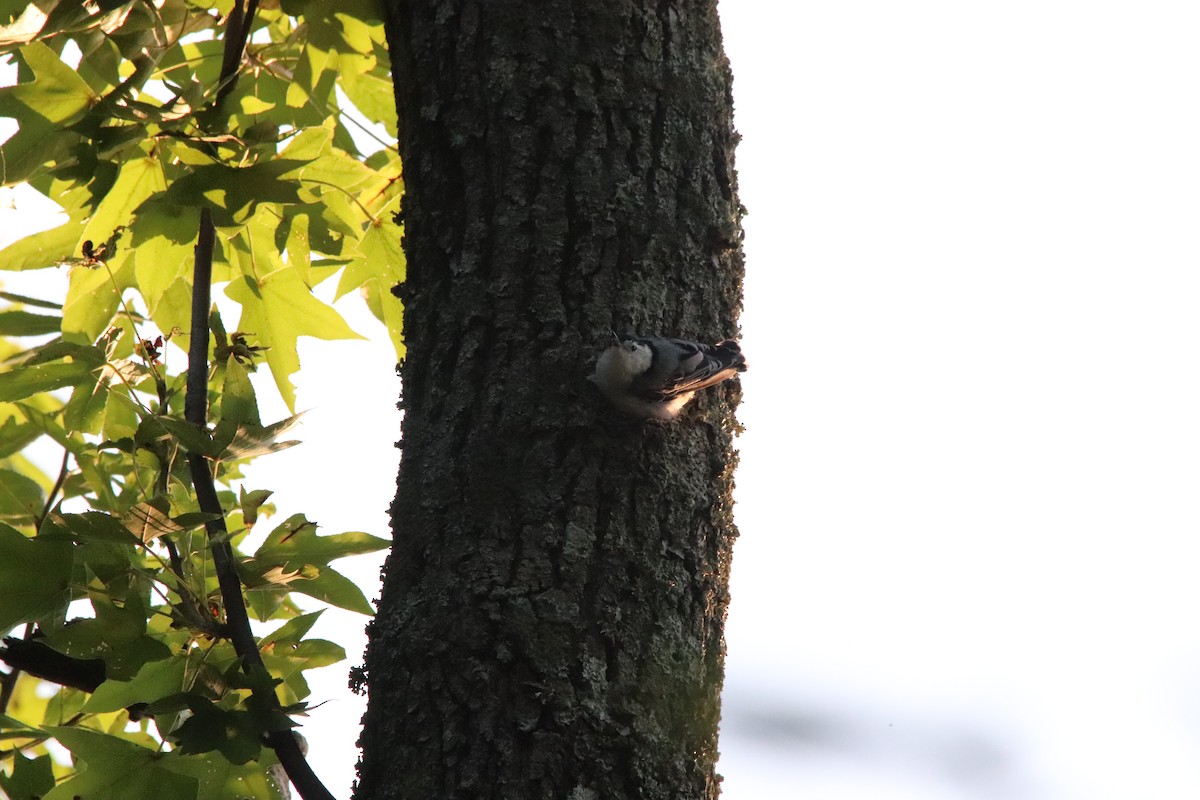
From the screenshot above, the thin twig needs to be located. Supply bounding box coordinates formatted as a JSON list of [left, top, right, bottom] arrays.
[[163, 538, 187, 584], [35, 449, 71, 529]]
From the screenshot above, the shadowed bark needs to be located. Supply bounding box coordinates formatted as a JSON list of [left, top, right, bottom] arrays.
[[356, 2, 745, 798]]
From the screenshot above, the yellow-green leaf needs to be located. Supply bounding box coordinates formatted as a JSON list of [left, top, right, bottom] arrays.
[[0, 221, 83, 271], [336, 217, 404, 296], [0, 41, 96, 124], [226, 267, 363, 411], [61, 256, 135, 342], [78, 155, 167, 254]]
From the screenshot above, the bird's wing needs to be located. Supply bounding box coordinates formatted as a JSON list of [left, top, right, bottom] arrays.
[[653, 340, 746, 399]]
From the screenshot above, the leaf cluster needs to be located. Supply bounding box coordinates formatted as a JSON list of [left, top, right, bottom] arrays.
[[0, 0, 406, 406], [0, 2, 399, 797]]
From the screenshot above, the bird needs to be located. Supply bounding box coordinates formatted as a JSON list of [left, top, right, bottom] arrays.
[[589, 334, 747, 420]]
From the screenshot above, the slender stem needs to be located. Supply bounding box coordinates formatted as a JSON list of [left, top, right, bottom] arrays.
[[163, 537, 187, 584], [36, 449, 71, 529]]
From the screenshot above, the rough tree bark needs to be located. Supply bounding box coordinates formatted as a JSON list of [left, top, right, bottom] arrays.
[[356, 2, 745, 799]]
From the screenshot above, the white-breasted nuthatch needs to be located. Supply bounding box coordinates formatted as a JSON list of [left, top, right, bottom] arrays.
[[589, 335, 747, 421]]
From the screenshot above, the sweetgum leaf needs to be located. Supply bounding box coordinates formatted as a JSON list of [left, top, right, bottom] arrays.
[[43, 726, 197, 800], [82, 656, 187, 713], [173, 699, 263, 764], [0, 221, 83, 270], [0, 360, 95, 402], [0, 750, 55, 800], [0, 309, 61, 335], [226, 267, 362, 412], [0, 521, 72, 633], [0, 467, 43, 520]]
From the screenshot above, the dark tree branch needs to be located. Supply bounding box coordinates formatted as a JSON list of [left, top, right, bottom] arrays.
[[188, 211, 336, 800], [0, 635, 106, 696], [177, 4, 338, 797], [213, 0, 261, 112], [0, 624, 34, 713]]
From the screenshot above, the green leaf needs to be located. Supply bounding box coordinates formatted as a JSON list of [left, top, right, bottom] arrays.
[[263, 636, 345, 702], [0, 467, 43, 520], [288, 563, 374, 615], [172, 511, 222, 528], [0, 522, 73, 630], [335, 216, 404, 299], [283, 209, 313, 281], [0, 750, 55, 800], [0, 413, 41, 459], [20, 339, 104, 367], [363, 278, 405, 361], [130, 204, 199, 312], [56, 510, 139, 543], [0, 290, 63, 309], [340, 216, 405, 360], [257, 526, 389, 565], [238, 487, 273, 527], [82, 656, 187, 714], [0, 42, 97, 186], [243, 581, 289, 621], [0, 43, 96, 122], [145, 276, 194, 345], [259, 610, 323, 648], [43, 726, 198, 800], [59, 516, 136, 582], [167, 750, 286, 800], [218, 353, 260, 427], [173, 698, 263, 764], [0, 220, 82, 271], [283, 123, 378, 195], [342, 68, 397, 134], [62, 376, 108, 434], [40, 588, 172, 680], [79, 154, 167, 257], [0, 309, 62, 335], [226, 267, 362, 411], [245, 516, 381, 615], [159, 159, 313, 222], [144, 415, 216, 456], [100, 386, 139, 442], [60, 255, 135, 342], [0, 359, 96, 402]]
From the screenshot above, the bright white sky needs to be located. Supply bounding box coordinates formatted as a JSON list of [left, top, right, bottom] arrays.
[[4, 2, 1200, 798]]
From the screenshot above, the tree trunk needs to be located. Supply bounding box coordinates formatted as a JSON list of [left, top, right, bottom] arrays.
[[356, 2, 745, 798]]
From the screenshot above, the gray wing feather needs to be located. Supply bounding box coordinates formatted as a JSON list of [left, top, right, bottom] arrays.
[[648, 339, 746, 400]]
